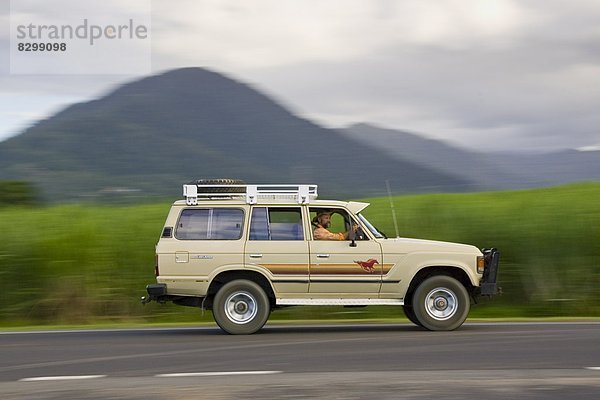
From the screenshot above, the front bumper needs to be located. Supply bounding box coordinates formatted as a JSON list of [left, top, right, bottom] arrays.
[[480, 248, 500, 295]]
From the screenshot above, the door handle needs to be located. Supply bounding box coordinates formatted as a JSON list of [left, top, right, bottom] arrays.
[[249, 254, 263, 258], [316, 254, 330, 258]]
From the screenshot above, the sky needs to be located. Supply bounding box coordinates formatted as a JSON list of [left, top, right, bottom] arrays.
[[1, 0, 599, 152]]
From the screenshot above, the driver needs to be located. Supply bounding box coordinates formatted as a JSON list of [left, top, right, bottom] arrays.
[[312, 210, 358, 240]]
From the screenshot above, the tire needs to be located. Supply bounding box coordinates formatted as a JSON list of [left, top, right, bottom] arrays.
[[192, 178, 246, 193], [412, 275, 470, 331], [402, 305, 423, 327], [212, 279, 270, 334]]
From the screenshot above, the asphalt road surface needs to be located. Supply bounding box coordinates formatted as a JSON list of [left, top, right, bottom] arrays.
[[1, 322, 600, 399]]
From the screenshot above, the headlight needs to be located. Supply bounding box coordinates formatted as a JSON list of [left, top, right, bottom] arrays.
[[477, 256, 485, 274]]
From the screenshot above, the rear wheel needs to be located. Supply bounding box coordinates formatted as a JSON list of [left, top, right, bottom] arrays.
[[412, 275, 470, 331], [212, 279, 270, 334]]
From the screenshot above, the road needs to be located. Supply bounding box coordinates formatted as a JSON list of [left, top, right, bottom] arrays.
[[1, 322, 600, 399]]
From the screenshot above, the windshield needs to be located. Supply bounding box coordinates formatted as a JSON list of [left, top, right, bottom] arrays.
[[357, 213, 385, 239]]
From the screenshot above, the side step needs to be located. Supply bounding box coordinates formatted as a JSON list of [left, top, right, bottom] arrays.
[[276, 298, 404, 306]]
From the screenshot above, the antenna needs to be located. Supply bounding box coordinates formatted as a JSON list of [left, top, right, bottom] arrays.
[[385, 180, 400, 238]]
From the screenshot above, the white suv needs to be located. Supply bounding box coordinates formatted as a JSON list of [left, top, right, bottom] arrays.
[[142, 180, 500, 334]]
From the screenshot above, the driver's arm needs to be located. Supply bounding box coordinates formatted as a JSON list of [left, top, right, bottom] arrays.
[[314, 227, 345, 240]]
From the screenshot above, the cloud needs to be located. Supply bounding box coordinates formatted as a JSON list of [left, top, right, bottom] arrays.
[[151, 0, 533, 69], [1, 0, 599, 151], [237, 34, 600, 151], [578, 145, 600, 152]]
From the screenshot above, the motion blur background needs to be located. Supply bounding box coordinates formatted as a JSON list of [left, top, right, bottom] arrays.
[[0, 0, 599, 326]]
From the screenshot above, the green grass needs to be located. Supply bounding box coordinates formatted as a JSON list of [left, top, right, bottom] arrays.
[[1, 182, 599, 327]]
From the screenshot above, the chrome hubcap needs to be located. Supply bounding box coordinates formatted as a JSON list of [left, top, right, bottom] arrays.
[[425, 287, 458, 321], [224, 291, 257, 324]]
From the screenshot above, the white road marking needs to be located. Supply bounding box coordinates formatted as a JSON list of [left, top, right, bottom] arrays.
[[156, 371, 282, 378], [19, 375, 106, 382], [584, 367, 600, 370]]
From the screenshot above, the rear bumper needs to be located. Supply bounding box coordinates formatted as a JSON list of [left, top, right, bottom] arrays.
[[480, 248, 500, 295], [141, 283, 167, 304], [141, 283, 203, 307]]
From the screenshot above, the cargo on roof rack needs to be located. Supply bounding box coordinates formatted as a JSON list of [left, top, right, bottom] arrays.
[[183, 183, 318, 205]]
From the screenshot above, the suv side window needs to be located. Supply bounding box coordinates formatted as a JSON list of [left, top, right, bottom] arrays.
[[250, 207, 304, 240], [176, 208, 244, 240], [309, 207, 368, 241]]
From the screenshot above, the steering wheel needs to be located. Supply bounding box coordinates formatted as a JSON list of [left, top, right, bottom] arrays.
[[347, 221, 365, 240]]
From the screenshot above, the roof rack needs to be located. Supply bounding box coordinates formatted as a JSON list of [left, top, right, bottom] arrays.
[[183, 184, 318, 205]]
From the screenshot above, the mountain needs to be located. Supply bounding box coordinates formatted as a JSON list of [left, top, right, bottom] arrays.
[[487, 150, 600, 186], [340, 123, 526, 189], [0, 68, 472, 202], [341, 123, 600, 189]]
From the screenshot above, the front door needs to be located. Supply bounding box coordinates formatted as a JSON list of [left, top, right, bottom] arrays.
[[308, 208, 383, 295]]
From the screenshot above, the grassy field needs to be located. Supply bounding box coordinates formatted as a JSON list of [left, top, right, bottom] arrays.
[[1, 182, 599, 327]]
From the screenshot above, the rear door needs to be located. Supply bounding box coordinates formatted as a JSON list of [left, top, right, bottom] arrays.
[[244, 206, 309, 295]]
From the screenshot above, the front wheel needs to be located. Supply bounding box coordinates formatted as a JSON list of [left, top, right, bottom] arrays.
[[402, 305, 423, 327], [412, 275, 470, 331], [212, 280, 270, 334]]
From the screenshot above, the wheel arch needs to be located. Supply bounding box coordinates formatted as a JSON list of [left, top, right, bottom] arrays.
[[204, 269, 276, 309], [404, 265, 475, 306]]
